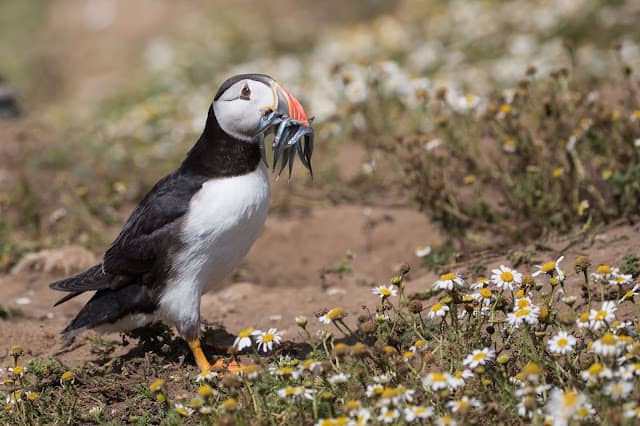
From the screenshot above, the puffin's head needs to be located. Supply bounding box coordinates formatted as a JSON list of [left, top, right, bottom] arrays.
[[212, 74, 314, 177]]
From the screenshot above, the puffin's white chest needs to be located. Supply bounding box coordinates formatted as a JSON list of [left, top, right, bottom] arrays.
[[158, 165, 270, 326]]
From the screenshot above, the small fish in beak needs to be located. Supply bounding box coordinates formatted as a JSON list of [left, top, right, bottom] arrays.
[[255, 83, 314, 179]]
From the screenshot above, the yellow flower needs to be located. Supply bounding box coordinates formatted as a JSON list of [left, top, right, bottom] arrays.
[[463, 174, 476, 185], [222, 397, 238, 412], [602, 169, 613, 180], [552, 168, 563, 178], [149, 379, 165, 393]]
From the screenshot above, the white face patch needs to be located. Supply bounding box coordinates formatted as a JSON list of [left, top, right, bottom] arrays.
[[213, 79, 275, 142]]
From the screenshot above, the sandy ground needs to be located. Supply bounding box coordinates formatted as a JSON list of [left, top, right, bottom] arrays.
[[1, 211, 638, 370]]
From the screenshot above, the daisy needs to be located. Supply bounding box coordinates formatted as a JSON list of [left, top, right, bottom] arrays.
[[372, 285, 397, 299], [277, 386, 315, 401], [591, 264, 614, 283], [619, 284, 640, 303], [506, 307, 540, 327], [435, 415, 458, 426], [433, 272, 465, 291], [422, 371, 452, 391], [318, 307, 345, 324], [377, 407, 400, 424], [448, 369, 473, 390], [174, 403, 194, 417], [415, 245, 432, 258], [446, 396, 483, 413], [580, 362, 613, 382], [609, 273, 633, 286], [255, 328, 282, 353], [625, 405, 640, 419], [589, 300, 617, 330], [233, 327, 258, 351], [547, 331, 577, 355], [532, 256, 565, 280], [576, 312, 591, 329], [603, 381, 633, 400], [491, 265, 522, 290], [545, 388, 590, 425], [428, 302, 449, 319], [328, 373, 350, 385], [617, 363, 640, 380], [470, 278, 490, 290], [463, 347, 495, 369], [591, 333, 624, 357], [404, 405, 434, 422]]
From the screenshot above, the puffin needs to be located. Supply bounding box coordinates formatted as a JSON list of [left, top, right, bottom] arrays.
[[49, 74, 313, 376]]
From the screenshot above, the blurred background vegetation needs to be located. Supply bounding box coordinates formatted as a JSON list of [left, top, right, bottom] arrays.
[[0, 0, 639, 271]]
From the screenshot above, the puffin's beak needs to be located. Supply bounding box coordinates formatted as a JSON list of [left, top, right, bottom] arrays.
[[275, 83, 309, 126], [254, 81, 314, 179]]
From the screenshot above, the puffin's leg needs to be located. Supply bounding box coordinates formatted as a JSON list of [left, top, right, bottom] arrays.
[[188, 339, 212, 374], [187, 338, 242, 373]]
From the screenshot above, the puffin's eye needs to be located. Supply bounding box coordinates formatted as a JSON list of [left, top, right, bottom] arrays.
[[240, 84, 251, 100]]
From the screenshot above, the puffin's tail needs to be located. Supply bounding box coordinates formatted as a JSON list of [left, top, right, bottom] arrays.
[[61, 285, 156, 340], [49, 264, 126, 306]]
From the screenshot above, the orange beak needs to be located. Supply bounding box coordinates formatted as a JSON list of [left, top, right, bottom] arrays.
[[276, 84, 309, 126]]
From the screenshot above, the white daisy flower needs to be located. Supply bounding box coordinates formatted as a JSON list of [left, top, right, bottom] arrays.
[[588, 300, 617, 330], [491, 265, 522, 290], [255, 328, 283, 353], [532, 256, 565, 280], [580, 362, 613, 382], [625, 405, 640, 419], [448, 369, 473, 390], [277, 386, 315, 401], [422, 371, 452, 391], [195, 371, 218, 382], [174, 403, 194, 417], [233, 327, 258, 352], [619, 284, 640, 303], [428, 302, 449, 319], [318, 307, 345, 324], [344, 80, 367, 104], [377, 407, 400, 424], [415, 245, 432, 258], [608, 273, 633, 286], [404, 405, 434, 422], [462, 347, 495, 369], [435, 415, 458, 426], [506, 306, 540, 327], [547, 331, 577, 355], [327, 373, 350, 385], [372, 285, 398, 299], [433, 272, 465, 291], [373, 373, 395, 384], [446, 396, 483, 413], [591, 333, 625, 357], [545, 388, 590, 425], [452, 94, 481, 112], [603, 381, 633, 400]]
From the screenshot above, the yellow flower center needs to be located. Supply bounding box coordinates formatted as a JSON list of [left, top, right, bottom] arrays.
[[541, 261, 556, 273], [472, 352, 487, 361], [601, 333, 617, 345], [594, 310, 606, 321], [501, 271, 514, 282], [522, 362, 542, 376], [379, 288, 391, 297], [381, 388, 398, 399], [440, 272, 456, 281], [552, 168, 563, 178], [596, 265, 612, 274], [479, 288, 492, 298], [563, 391, 578, 407], [261, 333, 274, 343], [556, 338, 568, 347], [515, 309, 530, 318], [588, 363, 603, 375], [431, 372, 446, 382], [516, 299, 531, 309], [326, 307, 344, 320], [500, 104, 511, 114], [457, 400, 470, 411], [440, 416, 454, 425], [579, 312, 590, 322], [238, 327, 254, 338], [432, 302, 444, 312]]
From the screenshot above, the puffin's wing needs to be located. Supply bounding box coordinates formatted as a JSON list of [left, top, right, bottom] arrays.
[[103, 171, 205, 276]]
